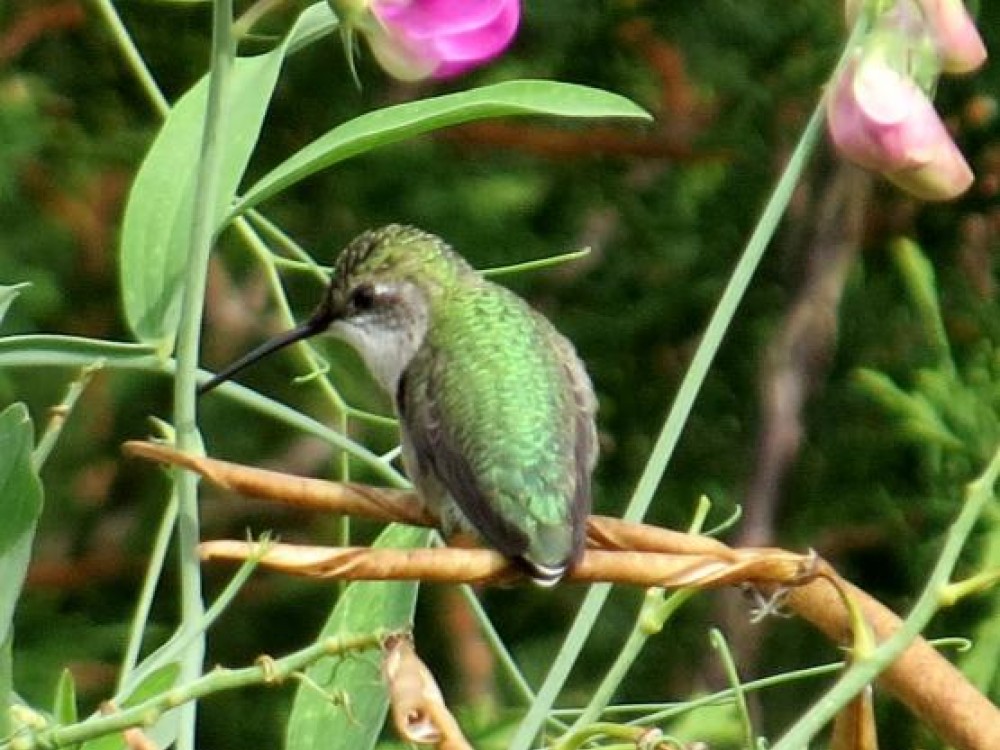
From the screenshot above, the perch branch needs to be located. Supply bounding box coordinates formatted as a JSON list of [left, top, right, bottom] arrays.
[[124, 440, 1000, 750]]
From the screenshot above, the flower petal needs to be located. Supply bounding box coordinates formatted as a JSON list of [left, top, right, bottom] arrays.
[[366, 24, 439, 81], [431, 3, 519, 78], [367, 0, 520, 80], [372, 0, 512, 37], [827, 54, 974, 199], [915, 0, 987, 73], [885, 140, 974, 200]]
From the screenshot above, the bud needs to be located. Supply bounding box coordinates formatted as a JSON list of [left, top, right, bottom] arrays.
[[914, 0, 987, 74], [827, 54, 973, 200], [333, 0, 520, 81], [828, 0, 981, 200]]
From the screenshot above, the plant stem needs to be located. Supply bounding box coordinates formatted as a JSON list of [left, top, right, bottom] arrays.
[[90, 0, 170, 117], [118, 490, 179, 689], [509, 19, 871, 746], [0, 337, 407, 485], [481, 247, 591, 277], [508, 72, 832, 750], [233, 0, 289, 40], [169, 1, 235, 747], [710, 629, 754, 749], [31, 363, 100, 471], [459, 586, 544, 710], [771, 444, 1000, 750], [5, 633, 384, 750], [566, 502, 710, 733], [235, 221, 350, 417], [0, 634, 11, 740]]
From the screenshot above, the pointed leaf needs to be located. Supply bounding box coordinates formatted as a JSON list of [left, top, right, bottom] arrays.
[[0, 403, 43, 646], [236, 80, 651, 215], [53, 669, 79, 726], [1, 636, 14, 741], [119, 3, 336, 350], [0, 283, 30, 327], [285, 524, 431, 750]]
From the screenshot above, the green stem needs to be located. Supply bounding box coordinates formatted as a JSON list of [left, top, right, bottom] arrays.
[[245, 211, 330, 283], [481, 247, 591, 278], [509, 582, 612, 748], [771, 444, 1000, 750], [118, 490, 179, 690], [0, 337, 406, 485], [90, 0, 170, 117], [235, 221, 350, 417], [571, 589, 692, 734], [566, 499, 711, 733], [509, 87, 832, 750], [552, 721, 646, 750], [459, 586, 544, 710], [113, 542, 271, 709], [622, 87, 829, 528], [595, 659, 845, 726], [5, 633, 384, 750], [509, 18, 875, 743], [169, 1, 235, 747], [31, 363, 100, 471], [233, 0, 290, 40], [0, 633, 11, 741], [710, 629, 754, 749]]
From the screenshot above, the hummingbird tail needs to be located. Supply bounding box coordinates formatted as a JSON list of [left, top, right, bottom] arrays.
[[518, 556, 570, 587]]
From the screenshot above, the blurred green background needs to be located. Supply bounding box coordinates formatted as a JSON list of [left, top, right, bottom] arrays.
[[2, 0, 999, 747]]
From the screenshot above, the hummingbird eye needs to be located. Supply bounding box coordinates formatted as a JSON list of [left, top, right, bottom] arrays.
[[349, 284, 377, 313]]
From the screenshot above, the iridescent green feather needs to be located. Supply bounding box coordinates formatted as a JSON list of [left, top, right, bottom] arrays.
[[400, 277, 592, 575], [331, 224, 597, 581]]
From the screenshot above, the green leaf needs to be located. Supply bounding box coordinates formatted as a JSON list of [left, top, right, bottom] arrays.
[[1, 633, 11, 739], [236, 80, 651, 216], [53, 669, 79, 726], [0, 403, 43, 646], [285, 524, 431, 750], [119, 3, 336, 351], [0, 283, 30, 326]]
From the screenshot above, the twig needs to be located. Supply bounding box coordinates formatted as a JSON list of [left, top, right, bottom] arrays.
[[124, 440, 427, 524], [4, 633, 386, 750], [125, 440, 1000, 750], [198, 541, 815, 590]]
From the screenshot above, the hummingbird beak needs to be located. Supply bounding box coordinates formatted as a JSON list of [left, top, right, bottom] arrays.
[[198, 302, 335, 396]]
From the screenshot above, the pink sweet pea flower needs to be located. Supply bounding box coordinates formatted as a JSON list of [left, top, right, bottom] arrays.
[[364, 0, 520, 81], [827, 54, 973, 200]]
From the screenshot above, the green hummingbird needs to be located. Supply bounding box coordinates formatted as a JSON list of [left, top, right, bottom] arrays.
[[200, 225, 598, 584]]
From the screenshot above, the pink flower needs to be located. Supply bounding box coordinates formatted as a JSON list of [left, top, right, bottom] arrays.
[[914, 0, 987, 74], [844, 0, 986, 74], [363, 0, 520, 81], [827, 55, 973, 200]]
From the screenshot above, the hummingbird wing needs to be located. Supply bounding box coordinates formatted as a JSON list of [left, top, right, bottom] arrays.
[[396, 283, 597, 583], [550, 325, 599, 552]]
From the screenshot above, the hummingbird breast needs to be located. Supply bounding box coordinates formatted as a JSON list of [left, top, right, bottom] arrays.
[[396, 278, 597, 584]]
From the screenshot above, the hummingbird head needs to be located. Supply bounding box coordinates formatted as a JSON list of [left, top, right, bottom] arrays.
[[199, 225, 472, 396]]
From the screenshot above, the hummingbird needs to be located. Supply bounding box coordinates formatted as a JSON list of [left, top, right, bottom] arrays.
[[200, 224, 598, 584]]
